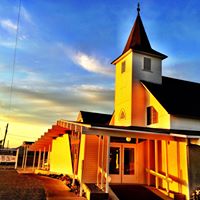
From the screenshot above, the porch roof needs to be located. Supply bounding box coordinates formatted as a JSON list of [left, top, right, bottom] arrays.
[[29, 120, 200, 151], [28, 124, 69, 151]]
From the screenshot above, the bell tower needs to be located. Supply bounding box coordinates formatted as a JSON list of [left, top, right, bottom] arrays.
[[112, 3, 167, 126]]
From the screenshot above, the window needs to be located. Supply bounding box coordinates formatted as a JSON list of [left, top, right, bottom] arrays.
[[147, 106, 158, 125], [143, 57, 151, 71], [121, 61, 126, 73]]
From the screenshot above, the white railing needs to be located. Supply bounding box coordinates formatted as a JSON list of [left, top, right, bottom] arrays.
[[146, 168, 172, 195]]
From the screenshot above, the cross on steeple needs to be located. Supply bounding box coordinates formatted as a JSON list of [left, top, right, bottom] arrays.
[[137, 2, 140, 14]]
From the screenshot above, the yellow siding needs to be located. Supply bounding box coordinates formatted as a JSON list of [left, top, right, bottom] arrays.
[[82, 135, 99, 183], [50, 134, 73, 175], [160, 140, 189, 197], [132, 82, 147, 126], [77, 134, 86, 181], [145, 86, 170, 129], [137, 141, 145, 184], [114, 51, 133, 126]]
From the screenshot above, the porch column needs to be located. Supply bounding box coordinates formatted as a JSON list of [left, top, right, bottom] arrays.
[[101, 136, 105, 190], [79, 160, 84, 197], [147, 139, 150, 186], [47, 145, 51, 170], [37, 149, 41, 169], [22, 146, 26, 168], [97, 135, 101, 186], [165, 140, 169, 195], [42, 147, 46, 169], [32, 150, 36, 170], [136, 137, 139, 181], [105, 136, 110, 193], [155, 140, 159, 188], [24, 147, 28, 170], [14, 149, 19, 169]]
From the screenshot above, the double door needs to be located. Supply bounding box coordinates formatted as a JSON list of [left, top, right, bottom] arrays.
[[109, 143, 137, 183]]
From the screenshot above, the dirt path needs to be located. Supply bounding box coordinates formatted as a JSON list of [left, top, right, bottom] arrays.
[[0, 170, 45, 200], [29, 174, 86, 200], [0, 170, 87, 200]]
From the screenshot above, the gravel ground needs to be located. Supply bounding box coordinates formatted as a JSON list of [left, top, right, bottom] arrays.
[[0, 170, 46, 200]]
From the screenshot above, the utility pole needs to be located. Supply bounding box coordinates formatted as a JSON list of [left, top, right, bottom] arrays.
[[2, 123, 9, 149]]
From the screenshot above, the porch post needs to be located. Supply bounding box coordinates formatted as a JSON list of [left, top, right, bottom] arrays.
[[97, 135, 101, 186], [105, 136, 110, 193], [136, 137, 139, 181], [101, 136, 105, 190], [14, 148, 19, 169], [165, 140, 169, 195], [147, 139, 150, 186], [24, 146, 28, 170], [42, 147, 46, 169], [47, 145, 51, 170], [22, 146, 26, 168], [32, 150, 36, 170], [155, 140, 159, 188], [79, 160, 84, 197], [37, 149, 41, 169]]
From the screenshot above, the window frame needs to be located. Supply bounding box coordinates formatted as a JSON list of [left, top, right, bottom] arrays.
[[121, 61, 126, 73], [143, 57, 151, 72], [147, 106, 158, 125]]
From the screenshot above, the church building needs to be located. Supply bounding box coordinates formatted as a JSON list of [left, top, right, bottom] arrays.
[[28, 4, 200, 200]]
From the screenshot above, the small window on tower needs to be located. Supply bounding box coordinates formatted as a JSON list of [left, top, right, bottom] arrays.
[[147, 106, 158, 125], [121, 61, 126, 73], [143, 57, 151, 71]]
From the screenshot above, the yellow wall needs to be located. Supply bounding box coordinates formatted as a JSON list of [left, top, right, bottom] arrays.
[[159, 140, 189, 197], [114, 51, 133, 126], [77, 134, 86, 181], [137, 141, 145, 184], [113, 50, 163, 127], [50, 134, 73, 175], [131, 81, 147, 126], [144, 85, 170, 129], [82, 135, 99, 183]]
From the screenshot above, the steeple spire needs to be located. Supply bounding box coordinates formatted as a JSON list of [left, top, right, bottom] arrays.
[[122, 3, 167, 59]]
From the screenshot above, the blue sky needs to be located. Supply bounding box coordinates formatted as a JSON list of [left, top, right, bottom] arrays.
[[0, 0, 200, 147]]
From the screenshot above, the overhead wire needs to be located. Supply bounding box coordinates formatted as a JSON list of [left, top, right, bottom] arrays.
[[8, 0, 22, 112], [1, 0, 22, 146]]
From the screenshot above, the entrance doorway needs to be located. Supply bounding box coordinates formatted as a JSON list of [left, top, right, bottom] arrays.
[[109, 143, 137, 183]]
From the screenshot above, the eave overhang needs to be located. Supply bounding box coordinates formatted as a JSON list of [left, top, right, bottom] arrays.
[[29, 119, 200, 152]]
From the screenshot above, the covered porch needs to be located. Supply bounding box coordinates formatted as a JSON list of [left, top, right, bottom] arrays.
[[26, 120, 192, 199], [78, 123, 189, 199]]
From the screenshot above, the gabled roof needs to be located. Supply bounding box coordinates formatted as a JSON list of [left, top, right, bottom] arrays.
[[123, 12, 167, 59], [79, 111, 112, 125], [141, 76, 200, 118]]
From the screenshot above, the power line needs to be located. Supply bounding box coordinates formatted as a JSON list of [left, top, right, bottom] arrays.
[[8, 0, 22, 111], [2, 0, 22, 148]]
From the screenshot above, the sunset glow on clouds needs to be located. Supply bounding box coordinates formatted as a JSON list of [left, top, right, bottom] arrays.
[[0, 0, 200, 147]]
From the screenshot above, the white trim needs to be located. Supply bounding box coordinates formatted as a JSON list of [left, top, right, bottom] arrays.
[[59, 120, 200, 139], [170, 133, 200, 139], [84, 126, 170, 136]]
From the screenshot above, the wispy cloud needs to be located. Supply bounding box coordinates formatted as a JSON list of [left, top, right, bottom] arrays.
[[163, 61, 200, 83], [0, 19, 17, 32], [0, 40, 15, 48], [72, 51, 114, 76], [59, 43, 114, 76], [75, 84, 114, 102], [21, 6, 32, 23]]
